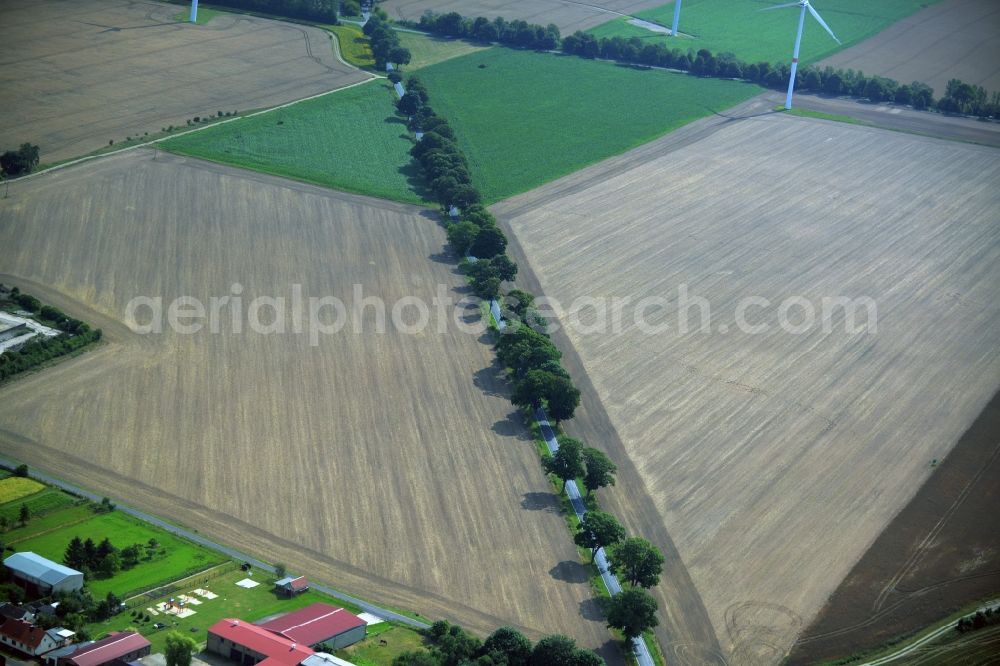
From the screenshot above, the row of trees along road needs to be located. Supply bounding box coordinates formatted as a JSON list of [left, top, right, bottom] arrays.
[[404, 9, 1000, 119], [390, 47, 665, 647]]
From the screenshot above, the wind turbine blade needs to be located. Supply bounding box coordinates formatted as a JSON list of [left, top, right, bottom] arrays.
[[759, 2, 800, 11], [807, 3, 841, 43]]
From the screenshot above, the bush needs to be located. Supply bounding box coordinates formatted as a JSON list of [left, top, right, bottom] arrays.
[[0, 143, 40, 177]]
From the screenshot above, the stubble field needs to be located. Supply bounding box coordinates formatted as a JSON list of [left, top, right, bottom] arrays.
[[493, 110, 1000, 664], [0, 0, 369, 164], [379, 0, 666, 34], [0, 151, 615, 658], [819, 0, 1000, 98]]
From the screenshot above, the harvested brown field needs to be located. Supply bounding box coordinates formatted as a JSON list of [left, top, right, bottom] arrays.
[[820, 0, 1000, 98], [0, 151, 617, 660], [0, 0, 370, 164], [787, 390, 1000, 664], [379, 0, 666, 34], [493, 106, 1000, 664]]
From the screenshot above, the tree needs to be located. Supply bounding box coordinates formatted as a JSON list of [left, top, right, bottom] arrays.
[[582, 448, 617, 496], [121, 544, 142, 569], [481, 627, 532, 666], [504, 289, 535, 319], [608, 537, 664, 588], [97, 551, 121, 578], [542, 436, 584, 490], [446, 221, 479, 256], [512, 369, 557, 410], [574, 511, 625, 561], [389, 46, 412, 67], [165, 631, 198, 666], [605, 588, 659, 639], [469, 225, 507, 259], [544, 375, 580, 423], [392, 653, 438, 666], [65, 536, 87, 569], [397, 92, 422, 117], [529, 635, 602, 666], [489, 254, 517, 282], [274, 563, 287, 579], [13, 464, 28, 477], [18, 503, 29, 526], [0, 144, 40, 177], [83, 538, 98, 568], [498, 329, 560, 376]]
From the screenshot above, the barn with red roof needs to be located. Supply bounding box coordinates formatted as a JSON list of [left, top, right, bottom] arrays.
[[258, 603, 366, 650], [207, 619, 314, 666]]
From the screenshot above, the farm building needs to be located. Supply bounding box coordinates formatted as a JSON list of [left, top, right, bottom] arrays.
[[60, 632, 150, 666], [300, 655, 356, 666], [45, 642, 93, 666], [273, 576, 308, 597], [207, 619, 314, 666], [0, 618, 74, 657], [3, 552, 83, 595], [258, 603, 366, 649]]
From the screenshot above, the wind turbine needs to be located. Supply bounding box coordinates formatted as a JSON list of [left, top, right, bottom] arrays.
[[190, 0, 198, 23], [671, 0, 682, 37], [762, 0, 840, 109]]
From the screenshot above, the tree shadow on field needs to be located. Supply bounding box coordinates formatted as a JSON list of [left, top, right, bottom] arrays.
[[384, 115, 406, 125], [492, 411, 532, 441], [579, 597, 607, 622], [521, 492, 560, 513], [550, 560, 590, 584], [399, 161, 433, 201], [473, 363, 506, 398]]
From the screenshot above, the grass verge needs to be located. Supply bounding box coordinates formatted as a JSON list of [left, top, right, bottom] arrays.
[[331, 24, 377, 68]]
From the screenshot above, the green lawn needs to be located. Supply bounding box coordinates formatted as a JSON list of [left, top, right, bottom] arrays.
[[11, 510, 226, 598], [163, 81, 430, 204], [340, 624, 427, 665], [587, 0, 940, 66], [5, 502, 96, 541], [0, 488, 79, 524], [417, 49, 759, 202]]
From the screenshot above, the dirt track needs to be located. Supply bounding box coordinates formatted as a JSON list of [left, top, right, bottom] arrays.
[[492, 105, 1000, 664], [378, 0, 666, 34], [0, 151, 619, 661], [0, 0, 370, 163], [820, 0, 1000, 98]]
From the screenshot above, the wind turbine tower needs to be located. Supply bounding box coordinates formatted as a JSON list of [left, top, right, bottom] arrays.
[[190, 0, 199, 23], [763, 0, 840, 109], [672, 0, 682, 36]]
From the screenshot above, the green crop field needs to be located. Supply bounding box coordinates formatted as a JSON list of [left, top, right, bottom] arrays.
[[12, 509, 226, 598], [163, 81, 430, 204], [417, 49, 759, 202], [587, 0, 939, 66], [0, 488, 79, 523]]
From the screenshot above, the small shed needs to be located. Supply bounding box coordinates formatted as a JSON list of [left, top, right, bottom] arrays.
[[273, 576, 308, 597]]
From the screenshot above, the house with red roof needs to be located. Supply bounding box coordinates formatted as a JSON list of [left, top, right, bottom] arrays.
[[0, 617, 75, 657], [59, 632, 149, 666], [258, 603, 366, 650], [207, 619, 315, 666]]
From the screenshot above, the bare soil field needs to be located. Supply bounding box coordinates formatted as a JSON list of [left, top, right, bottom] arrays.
[[492, 108, 1000, 664], [820, 0, 1000, 98], [786, 390, 1000, 664], [379, 0, 667, 34], [0, 151, 617, 660], [0, 0, 369, 164]]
